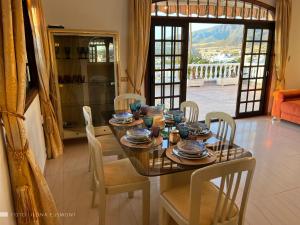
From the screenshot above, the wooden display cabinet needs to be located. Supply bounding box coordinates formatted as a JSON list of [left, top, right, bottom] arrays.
[[48, 29, 120, 139]]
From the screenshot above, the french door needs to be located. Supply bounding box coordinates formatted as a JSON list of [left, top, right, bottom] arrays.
[[236, 24, 274, 117], [149, 20, 189, 110]]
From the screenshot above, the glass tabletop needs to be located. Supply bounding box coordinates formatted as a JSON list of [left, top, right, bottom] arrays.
[[110, 124, 252, 177]]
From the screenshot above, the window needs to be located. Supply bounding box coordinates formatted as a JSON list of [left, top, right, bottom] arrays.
[[23, 0, 39, 103]]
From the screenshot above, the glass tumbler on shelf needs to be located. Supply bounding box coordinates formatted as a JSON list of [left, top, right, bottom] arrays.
[[143, 116, 153, 129], [64, 47, 71, 59]]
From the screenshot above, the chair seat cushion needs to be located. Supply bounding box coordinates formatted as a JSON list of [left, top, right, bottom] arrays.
[[96, 134, 123, 155], [281, 100, 300, 116], [162, 182, 238, 225], [104, 158, 148, 187]]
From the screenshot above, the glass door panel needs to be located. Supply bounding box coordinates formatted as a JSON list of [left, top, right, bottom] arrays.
[[236, 26, 273, 117], [150, 21, 188, 110], [50, 31, 119, 139]]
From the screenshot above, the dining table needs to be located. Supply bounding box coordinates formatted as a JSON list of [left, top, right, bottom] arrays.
[[109, 113, 252, 224], [109, 120, 252, 177]]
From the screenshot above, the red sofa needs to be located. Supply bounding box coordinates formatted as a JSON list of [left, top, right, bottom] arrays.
[[272, 89, 300, 125]]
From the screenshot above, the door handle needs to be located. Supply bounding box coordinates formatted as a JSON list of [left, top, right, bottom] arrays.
[[110, 82, 115, 86]]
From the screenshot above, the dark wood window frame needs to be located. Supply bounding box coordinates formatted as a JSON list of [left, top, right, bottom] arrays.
[[147, 0, 275, 118]]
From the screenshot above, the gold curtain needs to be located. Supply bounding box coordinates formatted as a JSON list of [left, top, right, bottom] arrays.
[[26, 0, 63, 159], [127, 0, 151, 95], [274, 0, 292, 90], [0, 1, 60, 224]]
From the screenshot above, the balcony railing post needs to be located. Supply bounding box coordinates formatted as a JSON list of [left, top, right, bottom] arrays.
[[214, 65, 216, 79], [200, 65, 203, 79]]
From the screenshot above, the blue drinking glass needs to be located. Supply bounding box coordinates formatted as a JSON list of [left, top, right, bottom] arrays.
[[130, 103, 138, 113], [179, 126, 189, 139], [143, 116, 153, 129], [135, 100, 142, 111]]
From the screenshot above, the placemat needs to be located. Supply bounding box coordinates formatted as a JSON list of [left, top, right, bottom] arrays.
[[166, 146, 216, 166]]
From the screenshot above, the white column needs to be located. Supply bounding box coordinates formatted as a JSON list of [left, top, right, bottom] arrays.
[[200, 65, 203, 79], [224, 65, 227, 78], [220, 65, 223, 78], [204, 65, 208, 79], [214, 64, 219, 78]]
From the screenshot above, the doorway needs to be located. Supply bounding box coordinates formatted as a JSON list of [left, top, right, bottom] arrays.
[[148, 1, 275, 120], [149, 21, 273, 120], [186, 23, 244, 120]]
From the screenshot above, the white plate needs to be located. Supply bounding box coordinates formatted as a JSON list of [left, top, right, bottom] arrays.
[[177, 140, 206, 154], [111, 118, 133, 124], [173, 148, 208, 160], [125, 136, 152, 144], [113, 112, 133, 119], [126, 128, 151, 140]]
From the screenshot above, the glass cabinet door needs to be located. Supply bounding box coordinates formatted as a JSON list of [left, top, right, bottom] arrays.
[[51, 32, 118, 138]]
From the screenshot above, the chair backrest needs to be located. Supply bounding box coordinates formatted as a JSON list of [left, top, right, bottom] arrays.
[[83, 106, 93, 126], [83, 106, 96, 136], [180, 101, 199, 123], [86, 125, 105, 195], [189, 157, 256, 225], [114, 93, 146, 111], [205, 112, 236, 145]]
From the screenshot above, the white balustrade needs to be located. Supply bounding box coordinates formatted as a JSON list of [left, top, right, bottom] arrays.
[[188, 63, 240, 81]]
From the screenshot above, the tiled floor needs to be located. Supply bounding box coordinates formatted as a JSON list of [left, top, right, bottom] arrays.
[[186, 82, 238, 120], [45, 117, 300, 225]]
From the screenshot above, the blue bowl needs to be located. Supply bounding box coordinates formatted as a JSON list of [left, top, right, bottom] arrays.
[[178, 126, 189, 139]]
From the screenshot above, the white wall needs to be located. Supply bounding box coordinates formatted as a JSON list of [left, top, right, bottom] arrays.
[[286, 0, 300, 89], [0, 129, 16, 225], [24, 95, 47, 172], [42, 0, 129, 93]]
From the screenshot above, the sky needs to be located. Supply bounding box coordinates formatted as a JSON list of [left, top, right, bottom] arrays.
[[191, 23, 220, 32]]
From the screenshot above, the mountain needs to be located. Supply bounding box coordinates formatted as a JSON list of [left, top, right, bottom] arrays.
[[191, 24, 244, 47]]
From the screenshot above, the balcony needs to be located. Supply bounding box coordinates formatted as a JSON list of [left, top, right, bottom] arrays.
[[186, 63, 241, 120], [187, 63, 240, 86]]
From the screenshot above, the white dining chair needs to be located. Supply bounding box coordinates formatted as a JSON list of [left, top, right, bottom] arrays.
[[180, 101, 199, 123], [114, 93, 146, 111], [83, 106, 124, 171], [86, 125, 150, 225], [160, 157, 256, 225], [205, 112, 236, 145]]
